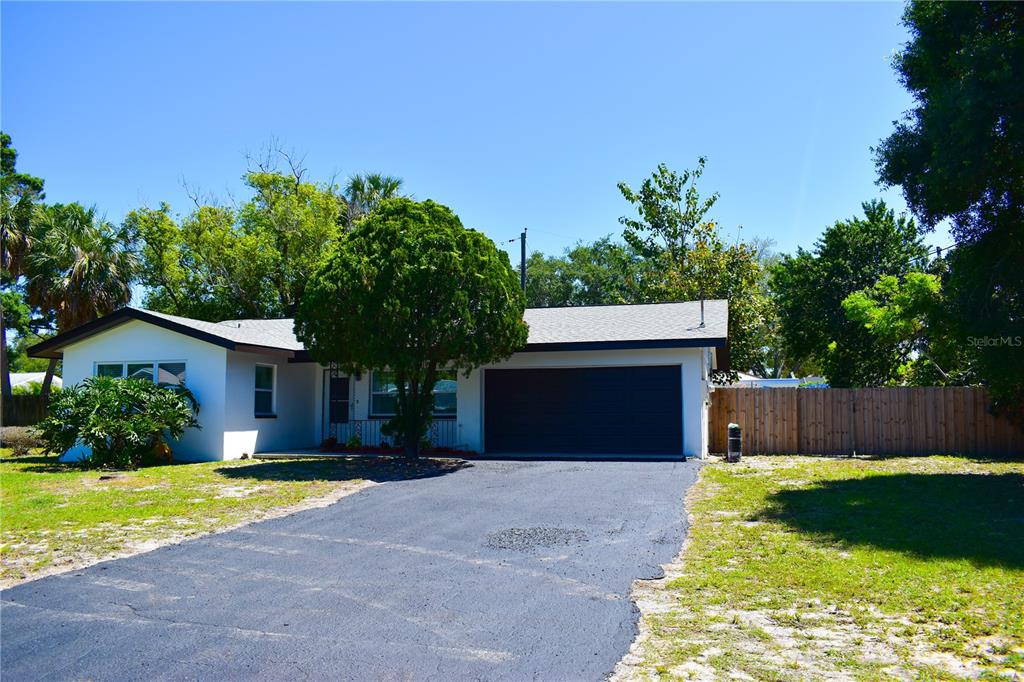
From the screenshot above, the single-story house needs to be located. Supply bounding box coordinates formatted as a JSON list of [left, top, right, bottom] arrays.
[[28, 300, 728, 461]]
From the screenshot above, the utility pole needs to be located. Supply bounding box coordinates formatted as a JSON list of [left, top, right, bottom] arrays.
[[520, 228, 527, 292]]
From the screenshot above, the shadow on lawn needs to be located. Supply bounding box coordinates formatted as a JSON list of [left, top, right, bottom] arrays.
[[759, 472, 1024, 569], [0, 454, 74, 473], [216, 456, 473, 484]]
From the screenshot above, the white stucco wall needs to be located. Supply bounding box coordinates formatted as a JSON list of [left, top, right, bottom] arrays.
[[60, 321, 714, 460], [59, 320, 227, 461], [454, 347, 710, 458], [222, 350, 321, 458]]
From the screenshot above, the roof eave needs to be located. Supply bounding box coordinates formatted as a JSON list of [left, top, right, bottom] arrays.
[[521, 337, 728, 353], [27, 308, 242, 358]]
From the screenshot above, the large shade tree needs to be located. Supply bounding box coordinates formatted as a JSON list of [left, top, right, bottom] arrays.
[[875, 1, 1024, 416], [772, 200, 928, 387], [295, 198, 529, 459], [130, 159, 404, 321]]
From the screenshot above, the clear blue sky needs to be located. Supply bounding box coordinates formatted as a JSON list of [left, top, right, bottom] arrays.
[[2, 1, 947, 268]]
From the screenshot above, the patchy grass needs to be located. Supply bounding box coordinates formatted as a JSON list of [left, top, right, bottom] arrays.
[[0, 452, 466, 587], [618, 456, 1024, 681]]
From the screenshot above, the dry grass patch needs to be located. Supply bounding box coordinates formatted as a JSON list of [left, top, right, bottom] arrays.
[[616, 455, 1024, 681]]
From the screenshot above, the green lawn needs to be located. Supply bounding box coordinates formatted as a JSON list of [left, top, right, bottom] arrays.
[[624, 456, 1024, 681], [0, 453, 419, 586]]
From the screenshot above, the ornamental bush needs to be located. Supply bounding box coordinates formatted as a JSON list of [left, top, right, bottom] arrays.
[[37, 376, 200, 469], [0, 426, 43, 457]]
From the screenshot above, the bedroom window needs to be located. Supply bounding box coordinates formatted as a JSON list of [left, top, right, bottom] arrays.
[[255, 364, 275, 417], [96, 363, 126, 378], [95, 362, 186, 387], [370, 370, 457, 417]]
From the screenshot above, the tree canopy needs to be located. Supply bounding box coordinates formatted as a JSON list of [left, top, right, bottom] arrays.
[[772, 200, 928, 387], [524, 237, 657, 308], [617, 159, 768, 377], [842, 270, 972, 387], [295, 198, 528, 458], [130, 157, 404, 321], [875, 1, 1024, 416]]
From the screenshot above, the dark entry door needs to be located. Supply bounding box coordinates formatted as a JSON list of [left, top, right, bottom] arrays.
[[329, 376, 350, 424], [483, 365, 682, 455]]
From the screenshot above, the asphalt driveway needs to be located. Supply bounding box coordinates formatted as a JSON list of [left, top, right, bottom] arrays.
[[1, 458, 699, 681]]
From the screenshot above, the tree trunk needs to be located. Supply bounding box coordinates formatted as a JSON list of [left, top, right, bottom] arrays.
[[40, 357, 57, 401], [1, 307, 11, 398]]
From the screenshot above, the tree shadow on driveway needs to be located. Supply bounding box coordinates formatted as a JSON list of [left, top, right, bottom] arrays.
[[757, 472, 1024, 569], [216, 456, 473, 484]]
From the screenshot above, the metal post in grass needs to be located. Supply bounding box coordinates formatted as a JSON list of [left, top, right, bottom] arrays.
[[727, 422, 742, 462]]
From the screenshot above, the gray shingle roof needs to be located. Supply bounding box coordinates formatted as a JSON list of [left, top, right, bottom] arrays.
[[29, 300, 728, 359], [140, 310, 306, 351], [522, 299, 727, 347], [172, 299, 728, 350]]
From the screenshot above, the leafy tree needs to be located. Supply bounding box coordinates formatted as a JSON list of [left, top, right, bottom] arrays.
[[128, 202, 278, 320], [295, 198, 528, 459], [842, 271, 972, 386], [26, 203, 138, 397], [131, 159, 397, 320], [525, 237, 657, 308], [617, 160, 767, 377], [0, 289, 51, 373], [524, 251, 575, 308], [37, 377, 199, 469], [772, 200, 928, 387], [875, 1, 1024, 416], [1, 132, 45, 397]]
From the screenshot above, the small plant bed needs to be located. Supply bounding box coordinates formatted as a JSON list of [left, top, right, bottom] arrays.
[[618, 455, 1024, 681], [319, 438, 478, 458], [0, 454, 380, 588]]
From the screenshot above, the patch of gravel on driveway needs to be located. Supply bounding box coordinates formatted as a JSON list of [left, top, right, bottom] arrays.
[[486, 526, 588, 551]]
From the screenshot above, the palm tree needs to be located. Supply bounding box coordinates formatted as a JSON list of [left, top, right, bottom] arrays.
[[26, 204, 137, 398], [1, 132, 45, 397], [340, 173, 403, 228]]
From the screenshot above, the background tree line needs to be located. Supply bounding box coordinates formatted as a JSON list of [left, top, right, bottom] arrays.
[[2, 2, 1021, 419], [523, 2, 1023, 420], [1, 140, 404, 399]]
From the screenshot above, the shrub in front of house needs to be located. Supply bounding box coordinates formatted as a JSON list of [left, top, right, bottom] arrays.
[[11, 381, 61, 395], [36, 376, 200, 469]]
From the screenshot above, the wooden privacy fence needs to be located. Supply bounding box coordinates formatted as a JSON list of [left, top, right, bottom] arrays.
[[1, 395, 49, 427], [709, 387, 1024, 457]]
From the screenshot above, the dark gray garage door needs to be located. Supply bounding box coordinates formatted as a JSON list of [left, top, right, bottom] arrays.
[[484, 366, 682, 455]]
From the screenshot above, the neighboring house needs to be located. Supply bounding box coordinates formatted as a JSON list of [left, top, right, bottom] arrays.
[[734, 372, 801, 388], [28, 300, 728, 461], [10, 372, 63, 391], [733, 372, 829, 388]]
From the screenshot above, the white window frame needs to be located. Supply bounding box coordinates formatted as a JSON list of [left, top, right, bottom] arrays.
[[369, 370, 457, 418], [93, 361, 187, 387], [254, 363, 276, 417]]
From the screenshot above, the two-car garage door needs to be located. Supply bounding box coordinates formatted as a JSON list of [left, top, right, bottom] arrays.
[[483, 365, 682, 456]]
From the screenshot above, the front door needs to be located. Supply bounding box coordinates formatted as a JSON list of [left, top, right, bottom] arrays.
[[329, 376, 350, 424]]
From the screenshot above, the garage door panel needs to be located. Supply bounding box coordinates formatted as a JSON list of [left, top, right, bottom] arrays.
[[484, 366, 682, 455]]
